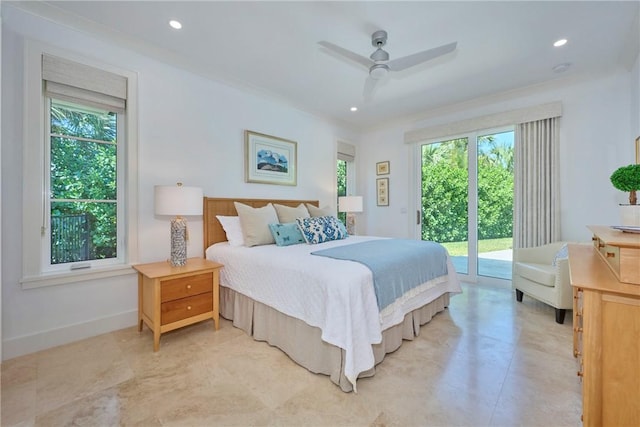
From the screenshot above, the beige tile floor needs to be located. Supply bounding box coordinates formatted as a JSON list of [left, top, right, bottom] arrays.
[[1, 283, 582, 426]]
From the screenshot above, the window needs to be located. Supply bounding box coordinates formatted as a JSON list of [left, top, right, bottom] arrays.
[[47, 100, 121, 268], [337, 158, 348, 224], [21, 44, 138, 288], [337, 142, 356, 225]]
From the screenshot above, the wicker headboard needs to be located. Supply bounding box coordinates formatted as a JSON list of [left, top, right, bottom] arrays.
[[203, 197, 319, 249]]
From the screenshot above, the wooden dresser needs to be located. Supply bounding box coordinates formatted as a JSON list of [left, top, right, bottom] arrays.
[[568, 227, 640, 426]]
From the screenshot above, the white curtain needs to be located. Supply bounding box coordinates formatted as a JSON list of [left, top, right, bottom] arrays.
[[514, 117, 560, 248]]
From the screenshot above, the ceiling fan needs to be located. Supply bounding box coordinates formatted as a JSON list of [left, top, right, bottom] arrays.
[[319, 30, 457, 100]]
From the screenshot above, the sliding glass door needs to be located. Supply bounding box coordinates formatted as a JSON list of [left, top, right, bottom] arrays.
[[421, 138, 469, 274], [418, 128, 514, 282]]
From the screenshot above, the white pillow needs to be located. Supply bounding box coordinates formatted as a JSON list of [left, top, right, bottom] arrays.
[[216, 215, 244, 246], [234, 202, 279, 247], [273, 203, 310, 223], [306, 204, 334, 218]]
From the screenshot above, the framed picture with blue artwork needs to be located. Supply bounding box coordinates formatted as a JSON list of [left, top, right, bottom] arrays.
[[245, 130, 297, 186]]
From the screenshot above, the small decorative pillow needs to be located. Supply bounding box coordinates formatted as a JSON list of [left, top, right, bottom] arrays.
[[216, 215, 245, 246], [268, 222, 306, 246], [552, 244, 569, 266], [306, 204, 334, 218], [234, 202, 279, 247], [296, 216, 348, 244], [273, 203, 310, 223]]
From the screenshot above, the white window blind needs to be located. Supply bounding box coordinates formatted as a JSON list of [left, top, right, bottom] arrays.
[[337, 141, 355, 161], [42, 54, 127, 112]]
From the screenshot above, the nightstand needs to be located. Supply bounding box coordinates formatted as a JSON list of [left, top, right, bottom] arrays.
[[133, 258, 223, 351]]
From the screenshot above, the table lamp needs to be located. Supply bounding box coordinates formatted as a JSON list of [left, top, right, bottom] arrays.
[[154, 183, 203, 266], [338, 195, 363, 235]]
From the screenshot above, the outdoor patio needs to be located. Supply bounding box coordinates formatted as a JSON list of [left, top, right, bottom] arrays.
[[451, 249, 513, 280]]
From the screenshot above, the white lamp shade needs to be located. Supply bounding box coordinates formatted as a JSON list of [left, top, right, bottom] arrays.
[[154, 184, 203, 216], [338, 196, 363, 213]]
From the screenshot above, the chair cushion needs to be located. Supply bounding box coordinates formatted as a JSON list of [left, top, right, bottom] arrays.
[[514, 262, 556, 287]]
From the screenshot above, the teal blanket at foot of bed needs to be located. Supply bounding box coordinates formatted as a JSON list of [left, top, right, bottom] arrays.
[[311, 239, 449, 311]]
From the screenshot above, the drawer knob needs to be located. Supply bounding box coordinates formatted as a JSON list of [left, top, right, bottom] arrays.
[[187, 305, 192, 310], [577, 370, 583, 377], [591, 236, 597, 241], [186, 284, 192, 289], [598, 242, 605, 248], [574, 327, 583, 333], [606, 252, 615, 258], [574, 350, 582, 357]]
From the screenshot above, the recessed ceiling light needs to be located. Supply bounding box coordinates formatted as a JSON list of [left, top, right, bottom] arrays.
[[350, 107, 358, 112], [169, 20, 182, 30], [553, 38, 567, 47], [553, 63, 571, 73]]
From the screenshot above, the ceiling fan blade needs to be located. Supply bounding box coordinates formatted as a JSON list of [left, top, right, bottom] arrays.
[[363, 76, 378, 102], [386, 41, 457, 72], [318, 41, 374, 69]]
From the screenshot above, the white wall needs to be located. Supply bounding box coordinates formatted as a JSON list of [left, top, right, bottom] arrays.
[[1, 6, 358, 359], [631, 54, 640, 139], [0, 5, 4, 361], [359, 70, 635, 243]]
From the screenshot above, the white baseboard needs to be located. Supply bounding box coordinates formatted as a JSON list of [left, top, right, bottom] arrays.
[[2, 310, 137, 361]]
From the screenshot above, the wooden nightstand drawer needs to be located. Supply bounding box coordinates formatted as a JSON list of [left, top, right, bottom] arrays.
[[161, 272, 212, 302], [161, 292, 213, 325]]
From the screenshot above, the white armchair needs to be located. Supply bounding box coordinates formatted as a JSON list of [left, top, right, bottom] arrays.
[[512, 242, 572, 324]]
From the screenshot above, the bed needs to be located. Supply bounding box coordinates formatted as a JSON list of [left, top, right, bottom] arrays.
[[203, 197, 462, 392]]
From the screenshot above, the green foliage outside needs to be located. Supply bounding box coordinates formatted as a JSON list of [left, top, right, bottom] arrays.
[[441, 237, 513, 256], [422, 136, 514, 244], [336, 159, 347, 224], [50, 100, 118, 264]]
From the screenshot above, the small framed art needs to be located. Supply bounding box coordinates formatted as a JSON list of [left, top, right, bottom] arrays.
[[376, 178, 389, 206], [376, 161, 390, 175], [245, 130, 297, 186]]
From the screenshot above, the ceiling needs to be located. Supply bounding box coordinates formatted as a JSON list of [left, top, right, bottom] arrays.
[[12, 1, 640, 130]]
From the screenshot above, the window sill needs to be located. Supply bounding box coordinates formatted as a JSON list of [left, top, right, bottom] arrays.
[[21, 264, 136, 289]]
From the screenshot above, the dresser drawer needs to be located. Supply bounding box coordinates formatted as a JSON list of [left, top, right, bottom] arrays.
[[161, 272, 212, 302], [601, 245, 620, 276], [590, 229, 640, 285], [161, 292, 212, 325]]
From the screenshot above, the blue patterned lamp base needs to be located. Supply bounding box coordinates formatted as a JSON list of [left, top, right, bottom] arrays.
[[170, 217, 187, 266], [346, 213, 356, 235]]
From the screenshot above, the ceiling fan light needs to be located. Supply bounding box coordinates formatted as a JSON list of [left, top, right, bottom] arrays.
[[369, 64, 388, 80], [370, 48, 389, 62]]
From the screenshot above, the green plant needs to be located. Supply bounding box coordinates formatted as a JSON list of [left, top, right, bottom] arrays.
[[610, 164, 640, 205]]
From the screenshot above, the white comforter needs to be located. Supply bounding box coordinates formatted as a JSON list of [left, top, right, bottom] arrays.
[[205, 236, 461, 389]]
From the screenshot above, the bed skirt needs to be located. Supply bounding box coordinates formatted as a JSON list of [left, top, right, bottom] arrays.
[[219, 285, 450, 392]]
